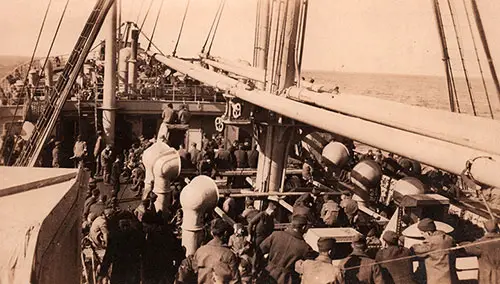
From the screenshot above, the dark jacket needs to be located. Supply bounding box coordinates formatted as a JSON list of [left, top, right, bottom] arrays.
[[248, 211, 275, 246], [260, 228, 312, 284], [247, 149, 259, 168], [464, 232, 500, 284], [193, 237, 240, 284], [99, 229, 144, 284], [412, 230, 457, 284], [234, 149, 249, 168], [375, 245, 417, 284], [340, 248, 385, 284], [215, 149, 233, 169]]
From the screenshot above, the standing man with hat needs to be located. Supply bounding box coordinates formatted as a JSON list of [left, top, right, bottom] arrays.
[[52, 140, 62, 168], [375, 230, 417, 284], [339, 234, 384, 284], [411, 218, 457, 284], [193, 218, 240, 284], [295, 238, 343, 284], [258, 215, 312, 284], [464, 219, 500, 284]]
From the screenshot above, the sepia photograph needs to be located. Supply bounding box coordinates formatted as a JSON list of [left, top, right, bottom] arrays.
[[0, 0, 499, 283]]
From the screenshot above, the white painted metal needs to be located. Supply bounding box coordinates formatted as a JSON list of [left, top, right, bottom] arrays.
[[287, 87, 500, 155]]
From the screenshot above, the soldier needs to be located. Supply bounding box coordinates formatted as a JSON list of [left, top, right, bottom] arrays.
[[234, 144, 249, 168], [412, 218, 457, 284], [111, 157, 122, 197], [98, 218, 144, 284], [240, 198, 259, 224], [320, 197, 341, 227], [189, 142, 201, 167], [101, 144, 112, 184], [375, 230, 417, 284], [193, 218, 240, 284], [94, 130, 105, 176], [215, 144, 233, 171], [178, 144, 193, 168], [295, 238, 343, 284], [301, 158, 314, 184], [83, 188, 100, 219], [72, 134, 88, 167], [178, 104, 192, 124], [247, 202, 276, 248], [339, 234, 384, 284], [464, 219, 500, 284], [52, 141, 62, 168], [162, 103, 178, 124], [247, 144, 259, 168], [259, 215, 312, 284], [89, 208, 113, 250]]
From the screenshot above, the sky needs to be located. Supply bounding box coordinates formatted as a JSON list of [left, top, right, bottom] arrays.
[[0, 0, 499, 76]]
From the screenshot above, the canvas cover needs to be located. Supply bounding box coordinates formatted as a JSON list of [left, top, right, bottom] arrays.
[[0, 167, 86, 284]]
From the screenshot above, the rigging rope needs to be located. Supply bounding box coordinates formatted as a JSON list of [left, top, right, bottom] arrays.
[[147, 0, 165, 51], [462, 0, 494, 119], [172, 0, 191, 57], [433, 0, 460, 113], [206, 0, 226, 56], [295, 0, 308, 87], [2, 0, 53, 165], [133, 22, 165, 56], [201, 0, 225, 56], [135, 0, 145, 24], [36, 0, 70, 94], [139, 0, 154, 33], [470, 0, 500, 103], [446, 0, 477, 116]]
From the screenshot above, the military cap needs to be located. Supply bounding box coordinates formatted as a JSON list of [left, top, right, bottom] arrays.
[[382, 230, 399, 245], [417, 218, 436, 232], [352, 234, 367, 248], [317, 237, 336, 252], [291, 215, 308, 226]]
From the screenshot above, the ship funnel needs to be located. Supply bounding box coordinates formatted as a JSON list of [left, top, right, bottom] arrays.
[[180, 175, 219, 255], [321, 141, 350, 168], [392, 177, 427, 204], [350, 159, 382, 200], [141, 141, 181, 216]]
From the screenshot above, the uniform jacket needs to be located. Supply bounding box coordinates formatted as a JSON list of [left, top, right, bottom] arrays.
[[375, 245, 417, 284], [412, 230, 457, 284], [339, 248, 385, 284], [215, 149, 233, 169], [234, 149, 249, 168], [295, 254, 343, 284], [464, 232, 500, 284], [94, 135, 104, 157], [189, 147, 200, 166], [247, 149, 259, 168], [193, 237, 240, 284], [248, 211, 274, 245], [52, 146, 61, 167], [260, 228, 312, 284]]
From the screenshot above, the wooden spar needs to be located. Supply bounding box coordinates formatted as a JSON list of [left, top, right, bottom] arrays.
[[202, 58, 265, 82], [149, 51, 500, 189], [286, 87, 500, 156], [180, 168, 302, 176], [470, 0, 500, 101]]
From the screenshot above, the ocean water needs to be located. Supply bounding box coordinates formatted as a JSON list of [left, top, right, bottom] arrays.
[[304, 71, 500, 119]]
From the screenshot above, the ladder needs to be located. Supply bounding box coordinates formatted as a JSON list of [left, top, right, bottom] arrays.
[[15, 0, 116, 167]]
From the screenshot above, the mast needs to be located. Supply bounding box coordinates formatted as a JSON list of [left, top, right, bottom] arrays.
[[103, 0, 117, 145], [255, 0, 303, 193], [470, 0, 500, 102]]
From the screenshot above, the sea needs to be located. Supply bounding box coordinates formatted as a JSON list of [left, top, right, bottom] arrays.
[[303, 70, 500, 120]]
